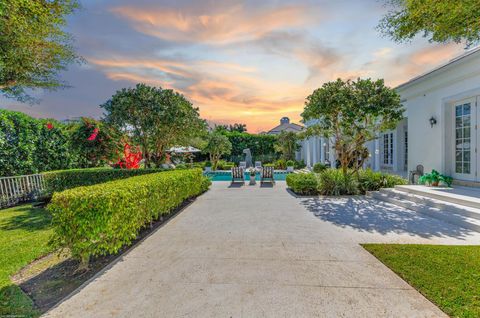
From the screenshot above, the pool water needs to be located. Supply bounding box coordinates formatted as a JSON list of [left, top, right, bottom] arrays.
[[205, 171, 289, 181]]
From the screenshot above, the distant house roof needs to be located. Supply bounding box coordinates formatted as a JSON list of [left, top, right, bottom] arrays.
[[396, 46, 480, 90], [267, 117, 303, 135]]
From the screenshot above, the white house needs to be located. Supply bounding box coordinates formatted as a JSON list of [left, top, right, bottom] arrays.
[[300, 46, 480, 183]]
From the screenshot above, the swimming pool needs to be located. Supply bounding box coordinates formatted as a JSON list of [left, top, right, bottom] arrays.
[[205, 171, 290, 181]]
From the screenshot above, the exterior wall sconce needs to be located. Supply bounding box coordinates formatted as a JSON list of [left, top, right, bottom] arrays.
[[429, 116, 437, 128]]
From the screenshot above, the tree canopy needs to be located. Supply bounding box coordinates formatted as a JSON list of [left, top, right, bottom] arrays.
[[302, 78, 404, 175], [378, 0, 480, 46], [202, 132, 232, 170], [0, 0, 81, 102], [101, 83, 206, 168], [275, 131, 300, 161]]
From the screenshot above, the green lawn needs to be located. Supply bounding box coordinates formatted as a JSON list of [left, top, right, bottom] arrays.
[[363, 244, 480, 318], [0, 204, 53, 317]]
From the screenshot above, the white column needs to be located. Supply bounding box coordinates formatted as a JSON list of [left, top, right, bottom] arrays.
[[374, 138, 380, 171], [312, 136, 318, 164], [320, 137, 325, 163], [305, 138, 311, 168], [329, 137, 336, 168]]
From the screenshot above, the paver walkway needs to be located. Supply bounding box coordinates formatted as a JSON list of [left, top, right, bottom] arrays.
[[45, 182, 480, 317]]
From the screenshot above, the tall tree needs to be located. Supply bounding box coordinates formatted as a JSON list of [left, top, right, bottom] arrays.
[[202, 132, 232, 170], [275, 131, 300, 161], [302, 78, 403, 175], [0, 1, 81, 101], [101, 83, 206, 168], [378, 0, 480, 46]]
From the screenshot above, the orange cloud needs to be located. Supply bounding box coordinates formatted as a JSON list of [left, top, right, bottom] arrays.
[[110, 4, 313, 44]]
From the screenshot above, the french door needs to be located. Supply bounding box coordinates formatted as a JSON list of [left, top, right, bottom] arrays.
[[452, 97, 478, 181]]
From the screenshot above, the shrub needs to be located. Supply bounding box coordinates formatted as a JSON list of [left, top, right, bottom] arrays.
[[286, 173, 318, 195], [294, 160, 306, 169], [286, 160, 295, 167], [204, 161, 212, 167], [313, 162, 327, 173], [48, 169, 210, 268], [274, 159, 287, 170], [357, 169, 407, 193], [264, 163, 275, 168], [317, 169, 359, 196], [42, 168, 161, 197], [223, 164, 234, 170], [175, 163, 188, 170]]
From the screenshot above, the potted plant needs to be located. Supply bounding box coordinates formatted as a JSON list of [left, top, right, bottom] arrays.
[[204, 161, 212, 172], [247, 167, 256, 185], [419, 169, 453, 187], [286, 160, 295, 172]]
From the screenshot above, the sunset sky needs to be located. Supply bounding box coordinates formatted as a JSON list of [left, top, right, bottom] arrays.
[[1, 0, 467, 132]]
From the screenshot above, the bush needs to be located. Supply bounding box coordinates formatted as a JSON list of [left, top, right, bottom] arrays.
[[175, 164, 188, 170], [204, 161, 212, 167], [313, 162, 327, 173], [274, 159, 287, 170], [286, 160, 295, 167], [43, 168, 161, 197], [317, 169, 359, 196], [357, 169, 407, 193], [294, 160, 306, 169], [264, 163, 275, 168], [0, 110, 74, 176], [48, 169, 210, 268], [286, 173, 318, 195], [216, 160, 235, 170], [223, 164, 234, 170]]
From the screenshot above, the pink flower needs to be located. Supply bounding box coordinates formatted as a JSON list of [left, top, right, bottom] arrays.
[[46, 123, 54, 130], [87, 128, 99, 141]]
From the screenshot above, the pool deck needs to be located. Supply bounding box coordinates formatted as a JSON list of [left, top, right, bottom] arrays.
[[44, 182, 480, 317]]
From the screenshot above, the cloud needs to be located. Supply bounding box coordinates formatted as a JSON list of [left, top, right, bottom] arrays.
[[110, 3, 313, 44]]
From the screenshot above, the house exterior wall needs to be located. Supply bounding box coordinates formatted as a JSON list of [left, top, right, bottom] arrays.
[[398, 50, 480, 177], [298, 49, 480, 181]]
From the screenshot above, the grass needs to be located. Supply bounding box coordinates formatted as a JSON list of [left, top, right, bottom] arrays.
[[0, 204, 53, 317], [363, 244, 480, 318]]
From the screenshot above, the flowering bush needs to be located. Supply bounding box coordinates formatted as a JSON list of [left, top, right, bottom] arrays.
[[114, 143, 142, 169]]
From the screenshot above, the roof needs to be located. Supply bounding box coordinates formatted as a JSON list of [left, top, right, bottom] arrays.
[[267, 122, 303, 135], [396, 46, 480, 90]]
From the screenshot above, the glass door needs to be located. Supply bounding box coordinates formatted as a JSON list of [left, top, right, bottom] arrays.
[[452, 97, 477, 181]]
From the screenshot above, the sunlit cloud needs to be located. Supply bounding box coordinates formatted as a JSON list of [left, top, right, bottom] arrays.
[[1, 0, 469, 133], [110, 4, 314, 44]]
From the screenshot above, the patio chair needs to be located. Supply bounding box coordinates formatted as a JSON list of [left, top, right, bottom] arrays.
[[255, 161, 262, 169], [239, 161, 247, 169], [409, 164, 424, 184], [231, 167, 245, 184], [261, 166, 275, 185]]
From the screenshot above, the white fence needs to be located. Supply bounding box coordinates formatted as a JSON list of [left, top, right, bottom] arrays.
[[0, 174, 46, 209]]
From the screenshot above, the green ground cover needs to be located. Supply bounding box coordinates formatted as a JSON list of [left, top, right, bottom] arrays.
[[363, 244, 480, 318]]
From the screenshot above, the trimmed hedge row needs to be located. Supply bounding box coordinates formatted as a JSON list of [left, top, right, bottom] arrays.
[[48, 169, 210, 267], [42, 168, 163, 196], [287, 169, 407, 196], [286, 173, 318, 195]]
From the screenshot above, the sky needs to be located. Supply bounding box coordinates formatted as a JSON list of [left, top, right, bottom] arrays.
[[1, 0, 468, 133]]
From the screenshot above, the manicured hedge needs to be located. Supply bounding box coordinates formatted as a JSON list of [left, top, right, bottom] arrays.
[[48, 169, 210, 267], [42, 167, 163, 196], [286, 173, 318, 195]]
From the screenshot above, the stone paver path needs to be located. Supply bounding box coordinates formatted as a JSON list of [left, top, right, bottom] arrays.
[[45, 182, 480, 317]]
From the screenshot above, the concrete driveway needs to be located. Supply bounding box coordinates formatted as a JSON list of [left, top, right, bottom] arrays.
[[44, 182, 480, 317]]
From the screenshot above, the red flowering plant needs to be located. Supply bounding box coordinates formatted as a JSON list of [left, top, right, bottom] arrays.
[[113, 142, 143, 169], [70, 118, 122, 168]]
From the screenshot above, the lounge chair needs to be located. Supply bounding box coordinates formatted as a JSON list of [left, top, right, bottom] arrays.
[[255, 161, 262, 169], [231, 167, 245, 184], [261, 166, 275, 184], [239, 161, 247, 169]]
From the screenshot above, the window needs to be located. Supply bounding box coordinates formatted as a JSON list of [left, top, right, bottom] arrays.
[[455, 103, 472, 174], [383, 133, 393, 165]]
